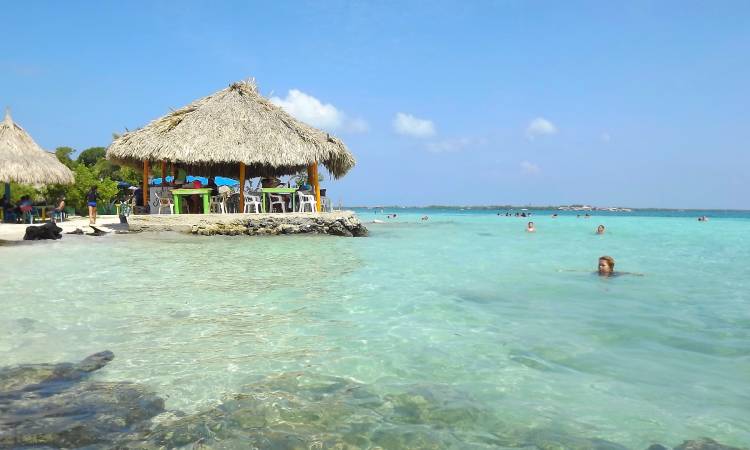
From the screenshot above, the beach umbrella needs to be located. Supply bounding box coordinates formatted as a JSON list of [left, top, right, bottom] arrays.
[[0, 108, 74, 202], [106, 79, 355, 211]]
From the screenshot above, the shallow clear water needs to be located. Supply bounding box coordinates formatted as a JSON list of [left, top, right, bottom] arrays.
[[1, 209, 749, 448]]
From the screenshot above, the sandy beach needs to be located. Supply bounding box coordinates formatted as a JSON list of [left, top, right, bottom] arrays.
[[0, 215, 123, 241]]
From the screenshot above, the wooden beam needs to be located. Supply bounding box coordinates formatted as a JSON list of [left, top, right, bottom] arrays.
[[143, 161, 149, 209], [310, 162, 321, 212], [239, 162, 246, 213]]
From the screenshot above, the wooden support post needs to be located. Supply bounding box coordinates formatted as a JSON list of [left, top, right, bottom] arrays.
[[239, 162, 246, 213], [143, 160, 149, 209], [161, 161, 167, 183], [310, 162, 321, 212]]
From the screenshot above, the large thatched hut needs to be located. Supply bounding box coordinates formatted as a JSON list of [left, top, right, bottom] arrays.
[[106, 80, 355, 211], [0, 109, 74, 205]]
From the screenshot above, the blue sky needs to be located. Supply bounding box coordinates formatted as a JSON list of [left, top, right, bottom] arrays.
[[3, 1, 748, 208]]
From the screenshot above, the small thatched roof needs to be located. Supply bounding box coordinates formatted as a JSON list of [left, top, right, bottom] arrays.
[[106, 80, 356, 179], [0, 109, 74, 185]]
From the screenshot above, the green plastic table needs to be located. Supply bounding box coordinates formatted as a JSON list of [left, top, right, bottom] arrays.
[[260, 187, 298, 213], [171, 188, 212, 214]]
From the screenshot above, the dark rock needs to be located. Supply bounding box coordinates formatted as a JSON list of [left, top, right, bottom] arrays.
[[0, 382, 164, 448], [647, 445, 670, 450], [87, 225, 110, 236], [674, 438, 746, 450], [351, 223, 369, 237], [0, 351, 164, 449], [0, 350, 114, 394], [23, 222, 62, 240], [328, 221, 353, 237], [66, 227, 84, 235]]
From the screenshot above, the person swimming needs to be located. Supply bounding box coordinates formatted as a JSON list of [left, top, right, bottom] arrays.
[[598, 256, 615, 276], [596, 256, 643, 277], [526, 221, 535, 232], [596, 224, 605, 234], [556, 256, 641, 277]]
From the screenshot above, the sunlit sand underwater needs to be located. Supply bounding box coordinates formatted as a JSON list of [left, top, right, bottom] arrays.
[[1, 209, 749, 448]]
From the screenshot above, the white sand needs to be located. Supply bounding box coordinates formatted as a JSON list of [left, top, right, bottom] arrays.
[[0, 215, 123, 241]]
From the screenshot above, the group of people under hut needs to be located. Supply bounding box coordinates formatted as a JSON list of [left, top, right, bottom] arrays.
[[1, 194, 66, 224], [129, 172, 312, 214]]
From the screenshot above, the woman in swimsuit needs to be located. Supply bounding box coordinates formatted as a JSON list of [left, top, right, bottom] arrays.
[[87, 186, 101, 225]]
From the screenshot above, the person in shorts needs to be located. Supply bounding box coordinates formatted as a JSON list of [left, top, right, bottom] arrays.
[[87, 186, 101, 225]]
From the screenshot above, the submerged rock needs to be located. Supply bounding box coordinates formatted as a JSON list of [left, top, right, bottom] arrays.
[[0, 351, 165, 449], [1, 382, 164, 448], [0, 350, 114, 393], [674, 438, 746, 450], [4, 356, 743, 450]]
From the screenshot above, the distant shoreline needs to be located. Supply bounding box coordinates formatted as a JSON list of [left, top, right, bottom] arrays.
[[349, 205, 750, 212]]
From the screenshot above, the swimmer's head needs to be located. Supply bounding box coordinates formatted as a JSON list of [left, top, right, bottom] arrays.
[[598, 256, 615, 275], [597, 225, 605, 234], [528, 222, 534, 227]]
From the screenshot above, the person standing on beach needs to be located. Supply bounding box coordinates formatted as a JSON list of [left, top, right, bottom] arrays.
[[87, 186, 101, 225]]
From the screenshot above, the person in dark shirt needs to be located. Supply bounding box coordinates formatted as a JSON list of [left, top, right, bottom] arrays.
[[207, 177, 219, 196], [134, 188, 144, 207], [87, 186, 101, 225], [1, 195, 16, 222]]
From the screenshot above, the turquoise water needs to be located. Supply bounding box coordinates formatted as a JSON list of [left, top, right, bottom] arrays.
[[1, 209, 749, 448]]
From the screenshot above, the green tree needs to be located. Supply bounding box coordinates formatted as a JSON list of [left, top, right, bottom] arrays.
[[66, 164, 118, 214], [117, 166, 142, 185], [55, 147, 77, 169], [77, 147, 107, 167], [93, 159, 119, 179], [9, 182, 39, 203]]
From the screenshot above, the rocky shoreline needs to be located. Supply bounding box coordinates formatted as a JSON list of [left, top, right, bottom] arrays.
[[1, 352, 746, 450], [127, 211, 368, 237]]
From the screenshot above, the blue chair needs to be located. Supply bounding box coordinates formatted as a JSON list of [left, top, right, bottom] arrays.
[[51, 208, 66, 222]]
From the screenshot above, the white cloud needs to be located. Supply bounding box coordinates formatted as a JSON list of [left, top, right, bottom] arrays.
[[601, 132, 611, 142], [270, 89, 367, 133], [520, 161, 541, 175], [526, 117, 557, 139], [393, 112, 436, 138]]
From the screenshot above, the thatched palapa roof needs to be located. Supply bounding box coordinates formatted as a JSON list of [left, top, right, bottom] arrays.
[[106, 80, 355, 179], [0, 109, 74, 185]]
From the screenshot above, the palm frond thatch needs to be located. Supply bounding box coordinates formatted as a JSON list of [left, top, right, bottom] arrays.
[[0, 109, 74, 185], [106, 80, 356, 179]]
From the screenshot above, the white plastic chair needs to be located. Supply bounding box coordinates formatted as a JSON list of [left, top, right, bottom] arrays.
[[154, 192, 174, 214], [218, 186, 234, 212], [298, 191, 317, 213], [243, 194, 262, 213], [269, 194, 287, 213], [210, 195, 227, 214]]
